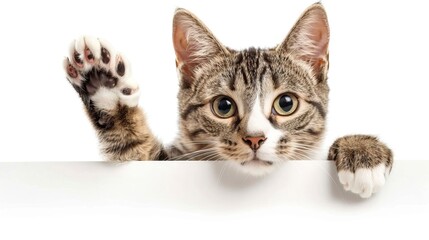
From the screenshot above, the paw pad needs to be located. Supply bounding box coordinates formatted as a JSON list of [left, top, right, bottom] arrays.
[[64, 36, 139, 110], [101, 47, 110, 64]]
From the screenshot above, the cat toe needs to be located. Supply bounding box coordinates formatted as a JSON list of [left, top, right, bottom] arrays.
[[338, 170, 354, 191], [63, 58, 84, 86], [351, 168, 374, 198], [371, 164, 387, 193], [338, 164, 388, 198], [83, 36, 101, 62]]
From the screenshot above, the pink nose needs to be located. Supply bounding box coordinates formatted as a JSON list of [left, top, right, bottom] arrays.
[[243, 136, 267, 151]]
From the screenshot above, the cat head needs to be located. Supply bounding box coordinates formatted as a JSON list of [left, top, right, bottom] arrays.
[[172, 3, 330, 176]]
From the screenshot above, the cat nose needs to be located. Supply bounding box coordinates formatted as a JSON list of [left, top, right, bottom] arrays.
[[242, 136, 267, 151]]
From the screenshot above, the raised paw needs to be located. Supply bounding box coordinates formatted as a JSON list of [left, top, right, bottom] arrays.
[[63, 36, 139, 110], [328, 135, 393, 198]]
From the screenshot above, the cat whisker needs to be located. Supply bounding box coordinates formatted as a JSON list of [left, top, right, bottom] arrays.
[[203, 153, 222, 161], [184, 149, 220, 160], [313, 163, 340, 188], [287, 150, 340, 188], [294, 147, 320, 157], [292, 152, 312, 160], [179, 139, 218, 145], [217, 161, 228, 183], [294, 148, 318, 158], [293, 142, 323, 153], [170, 147, 219, 160]]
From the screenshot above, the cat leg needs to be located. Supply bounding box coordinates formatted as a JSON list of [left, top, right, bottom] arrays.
[[328, 135, 393, 198], [63, 36, 166, 160]]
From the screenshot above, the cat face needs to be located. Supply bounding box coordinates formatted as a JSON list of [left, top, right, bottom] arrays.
[[172, 3, 330, 176]]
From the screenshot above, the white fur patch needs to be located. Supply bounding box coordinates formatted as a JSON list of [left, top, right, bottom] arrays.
[[246, 96, 284, 162], [118, 88, 140, 108], [338, 170, 354, 191], [247, 97, 270, 134], [91, 87, 120, 111], [338, 164, 389, 198]]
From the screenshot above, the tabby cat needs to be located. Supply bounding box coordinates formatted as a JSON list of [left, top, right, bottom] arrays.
[[64, 3, 393, 198]]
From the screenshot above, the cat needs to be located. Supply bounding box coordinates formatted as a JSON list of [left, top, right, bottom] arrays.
[[63, 3, 393, 198]]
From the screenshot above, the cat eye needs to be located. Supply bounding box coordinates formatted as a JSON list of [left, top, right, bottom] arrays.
[[211, 96, 237, 118], [272, 93, 299, 116]]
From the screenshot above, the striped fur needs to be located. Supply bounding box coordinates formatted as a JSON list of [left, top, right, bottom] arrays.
[[171, 4, 331, 175], [64, 3, 393, 192]]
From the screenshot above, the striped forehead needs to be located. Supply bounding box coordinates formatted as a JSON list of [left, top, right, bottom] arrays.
[[225, 48, 277, 106], [231, 48, 263, 89], [226, 48, 317, 101]]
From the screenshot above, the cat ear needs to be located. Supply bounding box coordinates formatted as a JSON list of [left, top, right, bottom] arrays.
[[173, 8, 229, 88], [277, 3, 330, 82]]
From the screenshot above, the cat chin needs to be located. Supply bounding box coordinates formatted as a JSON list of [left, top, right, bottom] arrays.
[[231, 160, 280, 177]]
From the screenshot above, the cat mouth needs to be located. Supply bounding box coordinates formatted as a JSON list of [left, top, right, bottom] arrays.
[[240, 158, 273, 166]]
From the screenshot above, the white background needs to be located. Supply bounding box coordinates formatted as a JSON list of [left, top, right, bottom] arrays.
[[0, 0, 428, 161], [0, 1, 429, 239], [1, 161, 428, 239]]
